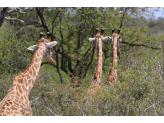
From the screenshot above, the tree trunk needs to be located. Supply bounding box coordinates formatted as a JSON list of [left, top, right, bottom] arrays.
[[82, 46, 95, 78], [55, 49, 64, 83], [36, 7, 64, 83], [73, 19, 83, 76], [80, 25, 95, 78], [0, 7, 8, 27]]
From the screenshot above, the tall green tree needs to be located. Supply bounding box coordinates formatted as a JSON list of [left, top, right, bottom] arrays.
[[0, 7, 162, 84]]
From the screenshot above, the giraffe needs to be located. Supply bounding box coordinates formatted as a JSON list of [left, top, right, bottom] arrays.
[[84, 28, 111, 100], [107, 29, 121, 84], [0, 32, 57, 116]]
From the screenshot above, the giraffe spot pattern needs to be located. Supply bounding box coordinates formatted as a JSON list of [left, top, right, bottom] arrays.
[[0, 39, 52, 116], [11, 106, 17, 110], [87, 36, 103, 97], [17, 85, 23, 94], [18, 78, 23, 84]]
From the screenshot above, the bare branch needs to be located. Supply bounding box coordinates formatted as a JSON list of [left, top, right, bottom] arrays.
[[63, 100, 86, 116], [42, 105, 58, 116], [0, 7, 26, 27], [100, 7, 116, 19], [120, 7, 128, 29], [82, 47, 95, 78], [121, 41, 161, 50], [5, 17, 24, 23], [30, 97, 40, 104], [73, 102, 86, 116], [52, 10, 60, 33], [143, 50, 163, 79], [142, 100, 164, 115], [7, 7, 26, 14], [101, 7, 110, 17]]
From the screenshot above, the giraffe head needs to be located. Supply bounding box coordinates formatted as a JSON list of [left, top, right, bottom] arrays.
[[27, 32, 57, 65], [89, 28, 111, 44], [111, 29, 121, 57], [111, 29, 121, 42]]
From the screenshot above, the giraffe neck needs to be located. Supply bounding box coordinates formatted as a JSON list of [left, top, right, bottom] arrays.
[[112, 36, 118, 67], [12, 42, 44, 95], [108, 36, 118, 83], [91, 37, 102, 86], [96, 37, 102, 80], [86, 37, 102, 96]]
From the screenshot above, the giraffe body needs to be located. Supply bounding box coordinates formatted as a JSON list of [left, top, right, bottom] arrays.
[[0, 35, 57, 116]]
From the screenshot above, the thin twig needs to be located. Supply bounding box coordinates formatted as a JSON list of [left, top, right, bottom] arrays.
[[42, 105, 58, 116], [30, 97, 40, 103], [63, 100, 86, 116], [143, 50, 163, 79], [100, 7, 110, 17], [120, 7, 128, 29], [142, 100, 164, 115], [73, 102, 86, 116]]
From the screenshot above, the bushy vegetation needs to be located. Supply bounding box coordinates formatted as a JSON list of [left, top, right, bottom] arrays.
[[1, 7, 164, 116]]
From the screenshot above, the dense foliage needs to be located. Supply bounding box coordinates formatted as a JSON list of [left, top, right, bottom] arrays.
[[0, 7, 164, 116]]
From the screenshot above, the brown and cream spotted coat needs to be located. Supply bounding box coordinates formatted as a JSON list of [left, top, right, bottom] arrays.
[[86, 29, 111, 97], [0, 32, 57, 116], [108, 29, 121, 84]]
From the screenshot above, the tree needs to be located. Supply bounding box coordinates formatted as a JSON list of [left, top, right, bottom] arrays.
[[0, 7, 26, 28], [0, 7, 162, 84]]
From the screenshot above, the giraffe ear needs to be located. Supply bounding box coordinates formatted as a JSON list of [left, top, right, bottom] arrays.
[[46, 41, 58, 48], [27, 45, 37, 51], [101, 36, 111, 41], [89, 38, 96, 42]]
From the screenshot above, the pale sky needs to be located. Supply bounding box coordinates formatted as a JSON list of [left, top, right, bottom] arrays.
[[153, 7, 164, 19]]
